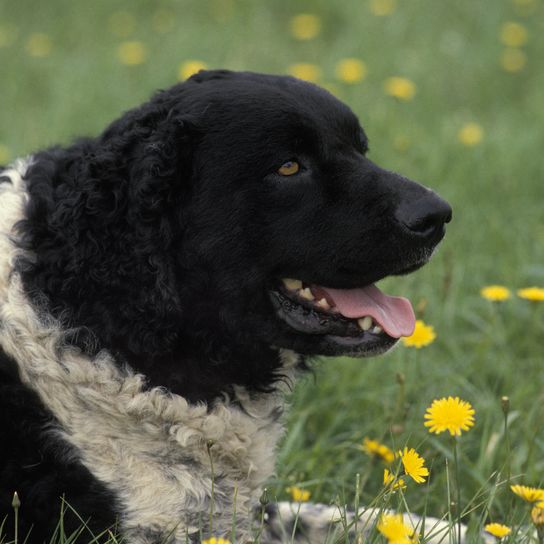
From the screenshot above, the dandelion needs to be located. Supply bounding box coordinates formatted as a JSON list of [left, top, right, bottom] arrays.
[[361, 437, 395, 463], [377, 513, 417, 543], [484, 523, 512, 539], [117, 41, 147, 66], [500, 21, 528, 47], [511, 484, 544, 503], [383, 469, 406, 490], [384, 77, 416, 101], [287, 63, 321, 83], [201, 538, 231, 544], [26, 33, 52, 58], [458, 122, 484, 147], [401, 320, 436, 349], [532, 505, 544, 527], [289, 14, 321, 41], [517, 287, 544, 301], [424, 397, 475, 436], [368, 0, 397, 17], [287, 486, 311, 502], [480, 285, 511, 301], [178, 60, 208, 81], [335, 58, 367, 84], [398, 447, 429, 484], [501, 48, 527, 72], [108, 11, 136, 38]]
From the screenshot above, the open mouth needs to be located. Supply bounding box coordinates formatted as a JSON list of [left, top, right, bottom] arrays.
[[269, 278, 416, 355]]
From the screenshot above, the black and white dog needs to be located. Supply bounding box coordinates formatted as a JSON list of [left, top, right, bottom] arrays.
[[0, 70, 455, 543]]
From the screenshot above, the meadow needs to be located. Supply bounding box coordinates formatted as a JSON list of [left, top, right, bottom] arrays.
[[0, 0, 543, 541]]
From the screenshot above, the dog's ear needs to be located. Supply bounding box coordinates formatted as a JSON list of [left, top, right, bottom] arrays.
[[19, 104, 200, 357]]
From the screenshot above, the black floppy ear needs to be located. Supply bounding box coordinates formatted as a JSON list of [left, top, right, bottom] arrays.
[[98, 108, 197, 224], [18, 105, 199, 357]]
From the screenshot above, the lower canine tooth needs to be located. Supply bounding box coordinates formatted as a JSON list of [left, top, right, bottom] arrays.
[[316, 298, 330, 310], [372, 325, 383, 334], [299, 287, 314, 301], [282, 278, 302, 290], [358, 316, 373, 331]]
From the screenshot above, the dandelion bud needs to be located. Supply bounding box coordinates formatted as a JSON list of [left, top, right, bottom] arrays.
[[11, 491, 20, 509], [501, 396, 510, 415], [259, 487, 269, 506], [396, 372, 405, 385]]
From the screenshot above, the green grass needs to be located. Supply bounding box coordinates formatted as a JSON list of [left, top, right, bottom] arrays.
[[1, 0, 543, 541]]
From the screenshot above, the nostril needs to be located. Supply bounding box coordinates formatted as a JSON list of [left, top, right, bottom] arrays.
[[395, 193, 452, 236]]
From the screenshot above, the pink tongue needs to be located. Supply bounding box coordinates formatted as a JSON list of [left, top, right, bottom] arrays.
[[319, 284, 416, 338]]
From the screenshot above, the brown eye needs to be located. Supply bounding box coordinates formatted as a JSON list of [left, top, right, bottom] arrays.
[[278, 161, 300, 176]]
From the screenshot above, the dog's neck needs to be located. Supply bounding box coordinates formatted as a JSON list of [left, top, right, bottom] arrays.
[[1, 159, 300, 542]]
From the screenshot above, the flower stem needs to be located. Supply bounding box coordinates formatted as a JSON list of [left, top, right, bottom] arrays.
[[452, 437, 462, 544]]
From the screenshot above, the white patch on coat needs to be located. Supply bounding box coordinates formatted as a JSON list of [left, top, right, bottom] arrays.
[[0, 160, 300, 543]]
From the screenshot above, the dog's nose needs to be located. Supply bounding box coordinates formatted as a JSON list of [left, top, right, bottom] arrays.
[[395, 192, 452, 237]]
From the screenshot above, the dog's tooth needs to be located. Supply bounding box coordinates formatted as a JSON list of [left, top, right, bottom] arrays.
[[282, 278, 302, 291], [299, 287, 315, 301], [358, 316, 373, 331], [316, 298, 330, 310], [372, 325, 383, 334]]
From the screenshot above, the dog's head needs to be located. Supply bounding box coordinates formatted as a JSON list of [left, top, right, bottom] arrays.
[[20, 70, 451, 393]]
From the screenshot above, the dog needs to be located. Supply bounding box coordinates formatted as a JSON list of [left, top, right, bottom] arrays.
[[0, 70, 454, 543]]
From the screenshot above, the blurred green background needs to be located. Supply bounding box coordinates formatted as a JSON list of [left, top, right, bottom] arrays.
[[1, 0, 543, 528]]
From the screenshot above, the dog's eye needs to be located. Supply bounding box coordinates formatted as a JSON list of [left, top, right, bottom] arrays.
[[278, 161, 300, 176]]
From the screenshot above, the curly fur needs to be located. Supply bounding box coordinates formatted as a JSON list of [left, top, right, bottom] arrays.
[[0, 71, 456, 543]]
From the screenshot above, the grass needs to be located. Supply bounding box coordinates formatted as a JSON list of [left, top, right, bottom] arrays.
[[1, 0, 544, 541]]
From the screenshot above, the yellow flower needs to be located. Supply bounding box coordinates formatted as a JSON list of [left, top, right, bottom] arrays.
[[480, 285, 511, 301], [501, 48, 527, 72], [361, 437, 395, 463], [511, 484, 544, 503], [384, 77, 416, 101], [287, 486, 311, 502], [517, 287, 544, 301], [500, 21, 528, 47], [201, 538, 231, 544], [178, 60, 209, 81], [289, 14, 321, 41], [532, 506, 544, 527], [0, 144, 11, 164], [26, 33, 52, 58], [335, 58, 367, 84], [377, 513, 417, 543], [369, 0, 397, 16], [424, 396, 475, 436], [401, 320, 436, 349], [398, 447, 429, 484], [458, 122, 484, 147], [484, 523, 512, 539], [117, 41, 147, 66], [288, 63, 321, 83], [383, 469, 406, 490], [108, 11, 136, 38]]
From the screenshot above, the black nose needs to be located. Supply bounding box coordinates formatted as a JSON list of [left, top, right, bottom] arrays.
[[395, 191, 452, 237]]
